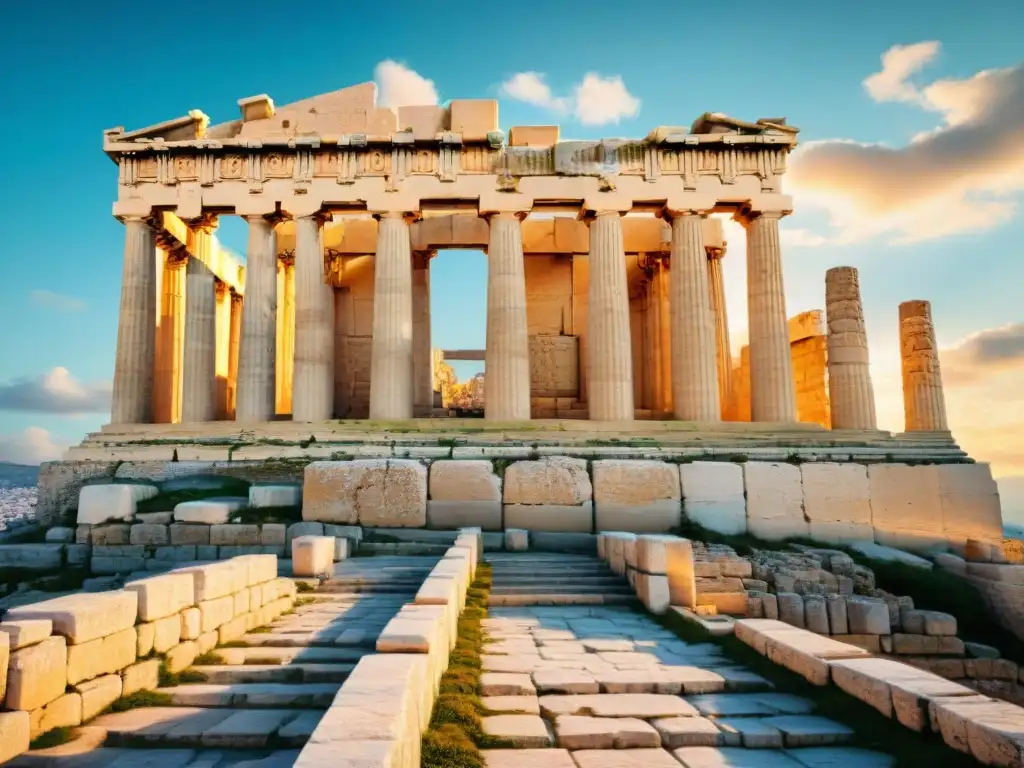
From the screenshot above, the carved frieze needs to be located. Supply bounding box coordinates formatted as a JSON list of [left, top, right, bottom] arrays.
[[198, 154, 216, 186], [294, 150, 314, 184], [264, 153, 294, 179], [411, 149, 437, 175], [359, 148, 391, 176], [460, 146, 497, 173], [336, 150, 357, 184], [314, 151, 337, 177], [136, 157, 158, 180], [174, 156, 198, 181], [220, 155, 246, 180]]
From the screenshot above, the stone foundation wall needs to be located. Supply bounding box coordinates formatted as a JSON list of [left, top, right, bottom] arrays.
[[0, 554, 297, 763]]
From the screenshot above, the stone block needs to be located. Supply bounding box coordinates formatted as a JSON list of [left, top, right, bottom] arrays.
[[169, 523, 211, 545], [847, 597, 891, 635], [635, 572, 670, 614], [826, 595, 848, 635], [152, 614, 181, 653], [173, 497, 247, 525], [303, 459, 427, 527], [261, 523, 287, 546], [165, 640, 198, 673], [429, 460, 501, 502], [123, 572, 195, 621], [680, 462, 747, 535], [334, 537, 350, 561], [198, 595, 236, 633], [592, 460, 681, 533], [450, 99, 499, 141], [136, 622, 154, 657], [505, 528, 529, 551], [292, 535, 335, 578], [323, 524, 363, 546], [6, 590, 138, 645], [180, 607, 201, 640], [481, 673, 536, 696], [804, 595, 829, 634], [427, 501, 502, 531], [6, 636, 67, 710], [0, 543, 63, 570], [778, 593, 805, 628], [89, 524, 131, 545], [77, 483, 158, 524], [211, 524, 262, 546], [45, 526, 75, 543], [504, 503, 594, 532], [901, 609, 957, 636], [249, 484, 302, 508], [76, 673, 122, 721], [744, 462, 808, 541], [801, 463, 872, 542], [504, 456, 592, 506], [398, 104, 447, 140], [121, 658, 160, 695], [30, 691, 82, 740], [0, 619, 52, 651], [868, 464, 945, 551], [937, 464, 1003, 552], [173, 561, 244, 602], [892, 634, 964, 656], [482, 714, 554, 748], [287, 521, 326, 544], [635, 534, 678, 575], [0, 711, 30, 765], [129, 523, 169, 546]]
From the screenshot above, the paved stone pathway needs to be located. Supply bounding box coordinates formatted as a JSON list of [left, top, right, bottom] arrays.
[[7, 555, 437, 768], [481, 554, 898, 767]]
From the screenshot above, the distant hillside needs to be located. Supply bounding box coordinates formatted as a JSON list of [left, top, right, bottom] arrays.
[[0, 462, 39, 489]]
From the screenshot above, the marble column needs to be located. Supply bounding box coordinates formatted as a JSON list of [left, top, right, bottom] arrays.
[[214, 282, 232, 419], [275, 254, 296, 415], [369, 213, 414, 420], [485, 213, 531, 421], [236, 215, 277, 423], [228, 291, 242, 418], [292, 214, 335, 422], [646, 260, 669, 417], [181, 258, 216, 422], [154, 246, 187, 424], [668, 213, 720, 422], [587, 211, 634, 421], [412, 252, 435, 417], [111, 216, 157, 424], [745, 212, 797, 422], [707, 247, 733, 417], [899, 299, 949, 432], [826, 267, 877, 430]]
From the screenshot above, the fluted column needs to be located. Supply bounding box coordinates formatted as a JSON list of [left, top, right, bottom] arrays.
[[214, 282, 232, 419], [745, 211, 797, 422], [646, 260, 669, 417], [369, 213, 414, 419], [227, 291, 242, 418], [826, 267, 877, 429], [587, 211, 634, 421], [900, 300, 949, 432], [707, 247, 733, 417], [668, 212, 720, 421], [275, 254, 296, 415], [485, 213, 531, 421], [154, 247, 187, 423], [111, 217, 157, 424], [236, 215, 277, 422], [181, 258, 216, 422], [412, 252, 435, 416], [292, 214, 335, 422]]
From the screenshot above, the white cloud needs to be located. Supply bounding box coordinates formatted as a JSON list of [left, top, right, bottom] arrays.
[[0, 427, 70, 464], [787, 43, 1024, 243], [374, 60, 438, 109], [499, 72, 569, 113], [0, 367, 111, 415], [499, 71, 641, 126], [30, 289, 86, 312]]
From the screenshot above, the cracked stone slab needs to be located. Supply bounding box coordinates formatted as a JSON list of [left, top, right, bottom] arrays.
[[688, 693, 781, 716], [481, 714, 554, 748], [555, 715, 660, 749], [571, 748, 684, 768], [532, 669, 599, 694], [482, 749, 576, 768], [652, 716, 724, 748]]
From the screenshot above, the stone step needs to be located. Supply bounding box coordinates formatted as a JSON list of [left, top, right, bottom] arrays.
[[93, 706, 321, 749], [213, 645, 367, 665], [240, 632, 348, 647], [157, 682, 340, 708], [490, 585, 635, 595], [191, 663, 355, 684], [489, 594, 641, 606], [6, 747, 303, 768], [492, 577, 625, 586]]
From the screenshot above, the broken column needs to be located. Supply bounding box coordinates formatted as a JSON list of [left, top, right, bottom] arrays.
[[899, 300, 949, 432], [825, 267, 877, 430]]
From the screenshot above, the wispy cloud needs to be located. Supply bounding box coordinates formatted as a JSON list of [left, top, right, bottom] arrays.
[[499, 71, 640, 126], [0, 367, 111, 415], [30, 289, 86, 312], [0, 427, 71, 464], [373, 60, 439, 108]]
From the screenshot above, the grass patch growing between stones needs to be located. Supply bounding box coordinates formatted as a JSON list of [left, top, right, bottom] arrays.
[[422, 562, 512, 768], [30, 727, 74, 750], [657, 608, 977, 767], [193, 651, 225, 665], [158, 660, 207, 686], [106, 689, 173, 712], [295, 580, 316, 593]]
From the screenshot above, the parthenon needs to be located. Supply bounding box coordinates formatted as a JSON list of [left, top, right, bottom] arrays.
[[105, 81, 861, 428]]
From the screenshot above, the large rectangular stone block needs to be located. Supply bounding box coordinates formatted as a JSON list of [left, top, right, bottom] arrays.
[[801, 463, 873, 543], [129, 523, 169, 546], [303, 459, 427, 527], [173, 497, 247, 525], [169, 523, 211, 545], [429, 460, 501, 501], [198, 595, 236, 633], [504, 503, 594, 533], [427, 501, 503, 531], [6, 591, 138, 644], [249, 484, 302, 508], [869, 464, 945, 551], [744, 462, 808, 541], [936, 464, 1004, 552], [76, 673, 122, 721], [504, 456, 592, 506], [77, 483, 158, 524], [173, 561, 244, 602], [0, 711, 30, 765], [592, 460, 682, 533], [293, 535, 335, 578], [0, 544, 64, 570], [211, 524, 262, 546], [679, 462, 747, 535], [6, 636, 67, 710], [0, 619, 52, 651], [124, 572, 195, 621]]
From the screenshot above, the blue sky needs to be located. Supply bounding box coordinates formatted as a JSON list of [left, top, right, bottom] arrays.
[[1, 1, 1022, 513]]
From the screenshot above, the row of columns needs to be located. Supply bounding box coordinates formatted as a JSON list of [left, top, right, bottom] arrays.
[[111, 208, 800, 426]]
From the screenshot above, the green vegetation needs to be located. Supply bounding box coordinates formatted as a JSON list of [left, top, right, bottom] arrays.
[[30, 727, 75, 750], [193, 651, 225, 665], [249, 626, 272, 634], [229, 505, 303, 525], [657, 609, 976, 768], [106, 689, 174, 713], [422, 563, 511, 768], [295, 580, 316, 593], [294, 596, 317, 608], [157, 660, 207, 686]]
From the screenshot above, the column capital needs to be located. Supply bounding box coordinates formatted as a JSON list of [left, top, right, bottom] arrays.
[[185, 212, 219, 234], [483, 210, 529, 223], [706, 246, 726, 260], [412, 250, 436, 269], [244, 211, 287, 227], [736, 209, 790, 227], [294, 211, 332, 226], [277, 250, 296, 269], [583, 209, 625, 224], [117, 213, 157, 227], [373, 211, 420, 224], [661, 207, 712, 220]]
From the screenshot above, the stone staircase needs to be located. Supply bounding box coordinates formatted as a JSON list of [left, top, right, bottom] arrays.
[[8, 555, 438, 767], [488, 552, 640, 606]]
